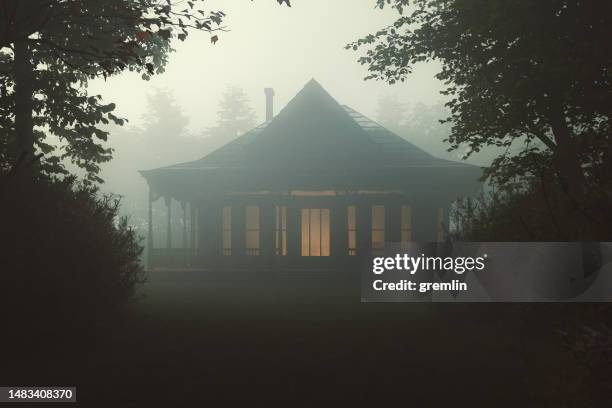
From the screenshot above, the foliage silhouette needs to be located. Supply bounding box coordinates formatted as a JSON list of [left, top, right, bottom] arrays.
[[0, 169, 145, 348], [451, 177, 612, 242], [350, 0, 611, 209], [0, 0, 289, 182], [203, 86, 257, 140]]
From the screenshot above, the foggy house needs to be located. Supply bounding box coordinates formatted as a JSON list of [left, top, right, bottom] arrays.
[[141, 80, 480, 272]]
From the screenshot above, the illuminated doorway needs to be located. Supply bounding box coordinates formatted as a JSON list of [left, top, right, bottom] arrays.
[[301, 208, 330, 256]]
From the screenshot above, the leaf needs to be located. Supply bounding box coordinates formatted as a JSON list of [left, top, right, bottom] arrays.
[[211, 35, 219, 44], [135, 31, 149, 42]]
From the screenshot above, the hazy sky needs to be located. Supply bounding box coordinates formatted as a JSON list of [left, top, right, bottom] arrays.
[[89, 0, 446, 134]]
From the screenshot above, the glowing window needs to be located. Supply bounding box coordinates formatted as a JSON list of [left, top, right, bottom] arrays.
[[301, 208, 330, 257], [246, 206, 260, 256], [275, 206, 287, 256], [222, 206, 232, 256], [348, 205, 357, 256], [372, 205, 385, 255], [401, 206, 412, 249]]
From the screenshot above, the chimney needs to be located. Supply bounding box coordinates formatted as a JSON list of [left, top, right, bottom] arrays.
[[264, 88, 274, 121]]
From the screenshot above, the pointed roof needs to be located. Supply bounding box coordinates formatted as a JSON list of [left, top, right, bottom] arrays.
[[140, 80, 481, 198], [155, 79, 459, 172], [245, 79, 382, 169]]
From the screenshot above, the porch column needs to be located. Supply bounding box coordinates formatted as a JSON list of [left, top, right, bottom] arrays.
[[412, 202, 438, 242], [147, 189, 154, 269], [331, 202, 347, 258], [260, 203, 275, 259], [199, 203, 221, 263], [357, 201, 372, 256], [165, 196, 172, 249], [232, 205, 246, 257], [181, 201, 187, 248], [286, 201, 300, 258], [190, 203, 196, 251], [386, 202, 402, 245]]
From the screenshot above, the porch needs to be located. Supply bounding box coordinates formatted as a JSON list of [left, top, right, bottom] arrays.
[[146, 190, 451, 273]]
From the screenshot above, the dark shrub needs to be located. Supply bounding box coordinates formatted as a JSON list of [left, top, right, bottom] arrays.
[[450, 178, 612, 404], [559, 304, 612, 404], [0, 171, 145, 348], [451, 178, 612, 241]]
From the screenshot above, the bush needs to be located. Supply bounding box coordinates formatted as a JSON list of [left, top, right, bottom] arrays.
[[0, 171, 145, 347], [451, 177, 612, 241], [450, 178, 612, 404], [560, 304, 612, 404]]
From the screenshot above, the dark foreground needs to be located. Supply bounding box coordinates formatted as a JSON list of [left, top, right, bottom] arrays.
[[4, 272, 599, 407]]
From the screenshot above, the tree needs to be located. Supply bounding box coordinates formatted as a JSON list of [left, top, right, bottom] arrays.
[[204, 86, 257, 140], [0, 0, 224, 181], [0, 0, 291, 49], [0, 47, 129, 181], [101, 87, 199, 202], [375, 96, 496, 164], [349, 0, 612, 201], [1, 172, 145, 349], [375, 96, 456, 158], [376, 93, 409, 133], [141, 88, 191, 157], [0, 0, 289, 182]]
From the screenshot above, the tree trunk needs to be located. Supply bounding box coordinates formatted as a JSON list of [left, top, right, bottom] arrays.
[[14, 39, 35, 161], [549, 107, 586, 198]]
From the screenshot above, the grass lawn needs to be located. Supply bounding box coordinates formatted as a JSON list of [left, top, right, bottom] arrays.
[[4, 272, 594, 406]]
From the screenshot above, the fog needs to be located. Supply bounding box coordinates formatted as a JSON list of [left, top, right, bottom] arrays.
[[4, 3, 605, 404], [87, 0, 503, 247], [89, 0, 445, 132]]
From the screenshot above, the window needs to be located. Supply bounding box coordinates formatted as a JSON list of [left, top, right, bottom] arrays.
[[348, 205, 357, 256], [372, 205, 385, 255], [275, 206, 287, 256], [301, 208, 330, 257], [222, 206, 232, 256], [437, 207, 445, 242], [401, 206, 412, 249], [246, 206, 260, 256]]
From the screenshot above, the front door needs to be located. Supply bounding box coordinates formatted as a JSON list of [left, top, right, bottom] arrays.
[[300, 208, 330, 257]]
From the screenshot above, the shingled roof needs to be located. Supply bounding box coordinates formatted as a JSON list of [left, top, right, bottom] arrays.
[[141, 80, 481, 198], [150, 79, 465, 172]]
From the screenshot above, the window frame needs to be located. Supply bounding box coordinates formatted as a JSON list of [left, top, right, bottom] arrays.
[[245, 206, 260, 256], [347, 205, 357, 256], [275, 205, 287, 256], [222, 206, 232, 256], [371, 205, 385, 255], [400, 206, 412, 249]]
